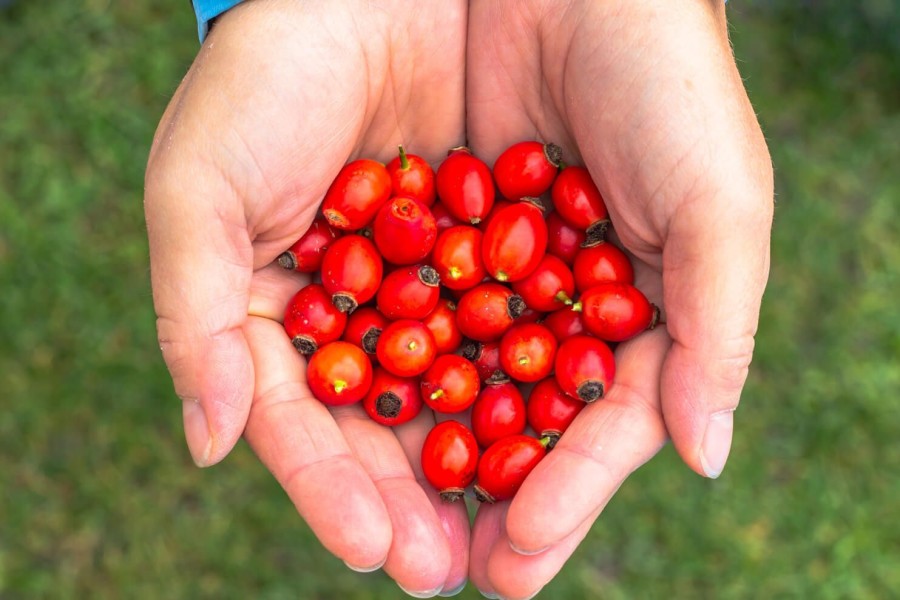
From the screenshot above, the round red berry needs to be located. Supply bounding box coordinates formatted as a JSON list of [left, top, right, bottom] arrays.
[[306, 341, 373, 406], [421, 420, 479, 502], [474, 435, 549, 503]]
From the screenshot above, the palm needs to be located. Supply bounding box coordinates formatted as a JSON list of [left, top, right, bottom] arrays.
[[466, 1, 772, 596], [145, 1, 469, 592]]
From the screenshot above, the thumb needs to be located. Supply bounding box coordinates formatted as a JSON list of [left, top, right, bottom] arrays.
[[145, 120, 255, 467], [660, 168, 773, 478]]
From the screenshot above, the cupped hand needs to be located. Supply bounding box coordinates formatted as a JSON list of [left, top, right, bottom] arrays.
[[466, 0, 774, 597], [144, 0, 470, 593]]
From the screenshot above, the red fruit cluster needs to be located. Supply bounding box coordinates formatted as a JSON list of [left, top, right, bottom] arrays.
[[278, 142, 659, 504]]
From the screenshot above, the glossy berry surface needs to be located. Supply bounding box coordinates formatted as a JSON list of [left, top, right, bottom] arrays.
[[306, 341, 373, 406], [321, 159, 392, 230], [554, 335, 616, 403], [420, 354, 481, 414], [474, 435, 549, 503], [421, 420, 479, 502], [283, 283, 348, 355]]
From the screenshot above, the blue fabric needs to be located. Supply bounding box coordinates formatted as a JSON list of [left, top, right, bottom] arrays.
[[192, 0, 246, 42]]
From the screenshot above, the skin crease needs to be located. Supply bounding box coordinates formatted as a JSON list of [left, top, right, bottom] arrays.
[[144, 0, 773, 598]]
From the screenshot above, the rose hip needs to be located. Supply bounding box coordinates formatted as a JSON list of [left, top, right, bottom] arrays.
[[546, 210, 587, 265], [527, 377, 585, 448], [435, 147, 495, 224], [456, 282, 526, 343], [551, 165, 609, 244], [498, 322, 558, 383], [385, 145, 436, 207], [342, 306, 388, 359], [470, 381, 527, 449], [420, 354, 481, 414], [421, 420, 479, 502], [481, 200, 548, 282], [541, 306, 586, 343], [277, 217, 341, 273], [554, 335, 616, 403], [320, 234, 384, 313], [492, 140, 561, 200], [372, 196, 437, 265], [421, 299, 463, 355], [572, 241, 634, 292], [430, 225, 487, 291], [461, 340, 506, 384], [283, 283, 348, 355], [306, 341, 373, 406], [376, 319, 437, 377], [321, 159, 392, 231], [363, 367, 424, 427], [511, 254, 576, 312], [474, 434, 549, 503], [576, 282, 659, 342], [376, 265, 441, 320]]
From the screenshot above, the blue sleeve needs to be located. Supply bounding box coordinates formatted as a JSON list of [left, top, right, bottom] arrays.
[[192, 0, 246, 42]]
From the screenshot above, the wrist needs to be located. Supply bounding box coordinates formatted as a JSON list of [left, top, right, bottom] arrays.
[[191, 0, 246, 42]]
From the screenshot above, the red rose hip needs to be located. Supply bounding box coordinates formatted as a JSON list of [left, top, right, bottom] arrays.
[[551, 165, 609, 243], [283, 283, 348, 354], [420, 354, 481, 414], [376, 319, 437, 377], [576, 282, 660, 342], [527, 376, 585, 448], [362, 367, 424, 426], [498, 322, 558, 383], [376, 264, 441, 320], [492, 140, 561, 200], [421, 420, 479, 502], [554, 335, 616, 403], [456, 282, 526, 343], [277, 217, 341, 273], [482, 200, 548, 282], [435, 147, 495, 224], [474, 434, 549, 503], [321, 159, 392, 230], [306, 341, 373, 406], [372, 196, 437, 265], [385, 145, 436, 207], [470, 381, 527, 449], [320, 234, 384, 313]]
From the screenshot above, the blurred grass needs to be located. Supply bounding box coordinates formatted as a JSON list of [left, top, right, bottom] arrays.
[[1, 1, 898, 598]]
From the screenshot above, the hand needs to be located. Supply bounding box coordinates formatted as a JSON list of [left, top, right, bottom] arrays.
[[466, 1, 774, 597], [144, 0, 470, 593]]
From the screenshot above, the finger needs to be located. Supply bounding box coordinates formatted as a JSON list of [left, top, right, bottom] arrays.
[[394, 410, 472, 595], [504, 328, 670, 554], [468, 501, 506, 598], [146, 139, 255, 467], [486, 506, 600, 600], [242, 316, 393, 570], [330, 404, 453, 595], [660, 195, 772, 478]]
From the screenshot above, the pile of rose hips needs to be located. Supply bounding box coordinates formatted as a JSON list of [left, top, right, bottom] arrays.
[[278, 142, 658, 503]]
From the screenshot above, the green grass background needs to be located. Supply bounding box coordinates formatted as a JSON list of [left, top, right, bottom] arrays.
[[1, 1, 898, 598]]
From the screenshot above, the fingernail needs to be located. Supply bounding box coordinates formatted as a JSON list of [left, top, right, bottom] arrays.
[[343, 556, 386, 573], [700, 409, 734, 478], [398, 583, 443, 598], [438, 581, 467, 597], [183, 400, 212, 467], [477, 591, 499, 600], [509, 541, 549, 556]]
